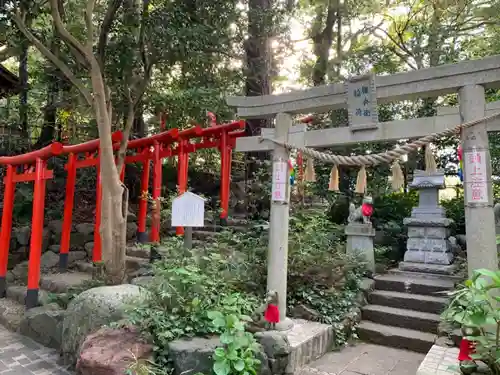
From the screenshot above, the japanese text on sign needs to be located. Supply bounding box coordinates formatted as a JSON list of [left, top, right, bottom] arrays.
[[171, 192, 205, 227], [272, 161, 288, 202], [346, 74, 378, 129], [464, 150, 488, 204]]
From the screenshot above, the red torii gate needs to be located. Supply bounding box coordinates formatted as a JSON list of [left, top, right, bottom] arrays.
[[0, 143, 64, 308], [0, 118, 245, 308]]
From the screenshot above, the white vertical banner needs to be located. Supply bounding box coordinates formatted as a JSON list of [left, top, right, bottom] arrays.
[[272, 160, 288, 202], [464, 149, 488, 204]]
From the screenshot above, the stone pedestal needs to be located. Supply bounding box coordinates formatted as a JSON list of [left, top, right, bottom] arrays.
[[345, 223, 375, 273], [401, 170, 456, 274]]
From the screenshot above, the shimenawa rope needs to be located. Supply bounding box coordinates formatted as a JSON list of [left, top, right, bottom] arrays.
[[259, 111, 500, 192]]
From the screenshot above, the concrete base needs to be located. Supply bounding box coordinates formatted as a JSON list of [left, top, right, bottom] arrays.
[[345, 223, 376, 273], [417, 345, 460, 375], [285, 319, 334, 374], [275, 317, 294, 331], [399, 262, 457, 275]]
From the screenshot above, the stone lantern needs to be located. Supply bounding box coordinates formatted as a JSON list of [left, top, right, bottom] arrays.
[[400, 169, 457, 274]]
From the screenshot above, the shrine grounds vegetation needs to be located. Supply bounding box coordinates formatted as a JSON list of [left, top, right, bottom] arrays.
[[124, 209, 366, 374]]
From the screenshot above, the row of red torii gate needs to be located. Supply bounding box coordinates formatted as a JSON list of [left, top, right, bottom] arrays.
[[0, 118, 246, 308]]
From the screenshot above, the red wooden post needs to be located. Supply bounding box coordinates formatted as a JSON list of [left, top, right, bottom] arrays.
[[175, 140, 189, 236], [93, 162, 102, 263], [26, 158, 47, 309], [150, 142, 162, 243], [219, 131, 230, 225], [120, 163, 125, 182], [59, 153, 77, 271], [0, 165, 15, 297], [137, 154, 151, 243]]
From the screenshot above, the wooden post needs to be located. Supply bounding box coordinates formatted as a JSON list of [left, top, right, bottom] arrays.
[[26, 158, 47, 309], [459, 84, 499, 274], [59, 153, 77, 271], [0, 165, 15, 297], [267, 113, 293, 330], [137, 156, 151, 243], [150, 142, 162, 243]]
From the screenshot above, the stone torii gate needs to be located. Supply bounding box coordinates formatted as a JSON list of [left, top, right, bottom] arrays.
[[227, 55, 500, 330]]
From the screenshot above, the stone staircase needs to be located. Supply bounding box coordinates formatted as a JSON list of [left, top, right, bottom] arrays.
[[357, 269, 458, 353]]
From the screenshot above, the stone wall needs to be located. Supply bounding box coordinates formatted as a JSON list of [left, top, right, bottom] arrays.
[[7, 216, 138, 283]]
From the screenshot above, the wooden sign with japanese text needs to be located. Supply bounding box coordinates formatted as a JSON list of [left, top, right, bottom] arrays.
[[272, 161, 288, 202], [346, 73, 379, 131], [464, 149, 488, 204], [171, 192, 206, 227]]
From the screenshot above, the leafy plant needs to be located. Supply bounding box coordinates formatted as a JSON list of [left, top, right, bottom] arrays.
[[125, 244, 258, 370], [208, 310, 261, 375], [441, 269, 500, 374]]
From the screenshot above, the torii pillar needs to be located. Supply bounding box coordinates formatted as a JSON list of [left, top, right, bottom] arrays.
[[459, 84, 499, 275]]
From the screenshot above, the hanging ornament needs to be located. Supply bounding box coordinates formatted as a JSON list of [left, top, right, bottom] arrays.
[[328, 165, 339, 191], [457, 145, 464, 182], [304, 158, 316, 182], [425, 144, 437, 173], [355, 166, 367, 194], [390, 161, 404, 191], [288, 159, 295, 186]]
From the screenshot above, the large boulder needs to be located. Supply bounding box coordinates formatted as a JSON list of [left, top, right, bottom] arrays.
[[76, 325, 153, 375], [61, 284, 142, 365], [19, 303, 65, 349]]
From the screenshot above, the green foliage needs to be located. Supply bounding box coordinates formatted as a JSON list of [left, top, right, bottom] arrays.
[[208, 310, 261, 375], [126, 244, 258, 370], [369, 191, 418, 260], [441, 269, 500, 374], [441, 194, 466, 235]]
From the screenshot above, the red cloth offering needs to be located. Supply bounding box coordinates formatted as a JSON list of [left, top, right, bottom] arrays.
[[264, 304, 280, 324], [458, 338, 474, 361], [361, 203, 373, 217]]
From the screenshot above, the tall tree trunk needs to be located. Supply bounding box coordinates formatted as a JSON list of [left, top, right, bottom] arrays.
[[34, 27, 61, 149], [244, 0, 273, 173], [18, 39, 29, 140], [90, 61, 127, 285]]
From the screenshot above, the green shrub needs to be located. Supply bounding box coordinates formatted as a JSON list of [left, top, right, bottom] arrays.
[[126, 242, 259, 370], [208, 310, 261, 375], [441, 194, 465, 235], [441, 269, 500, 374]]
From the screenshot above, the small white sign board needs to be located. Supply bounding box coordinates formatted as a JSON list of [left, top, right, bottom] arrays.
[[345, 73, 379, 131], [171, 192, 206, 227], [272, 161, 288, 202], [464, 149, 488, 204]]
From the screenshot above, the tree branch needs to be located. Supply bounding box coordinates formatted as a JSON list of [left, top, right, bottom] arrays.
[[49, 0, 92, 63], [85, 0, 95, 50], [11, 12, 93, 106], [97, 0, 123, 69]]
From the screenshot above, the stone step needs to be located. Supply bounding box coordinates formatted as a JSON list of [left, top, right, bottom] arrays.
[[374, 273, 455, 296], [126, 245, 150, 259], [0, 297, 25, 331], [40, 271, 93, 293], [388, 268, 462, 282], [362, 305, 441, 333], [167, 229, 219, 241], [4, 271, 92, 307], [357, 321, 435, 354], [74, 256, 149, 275], [368, 290, 449, 314], [75, 261, 93, 274], [6, 285, 50, 307]]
